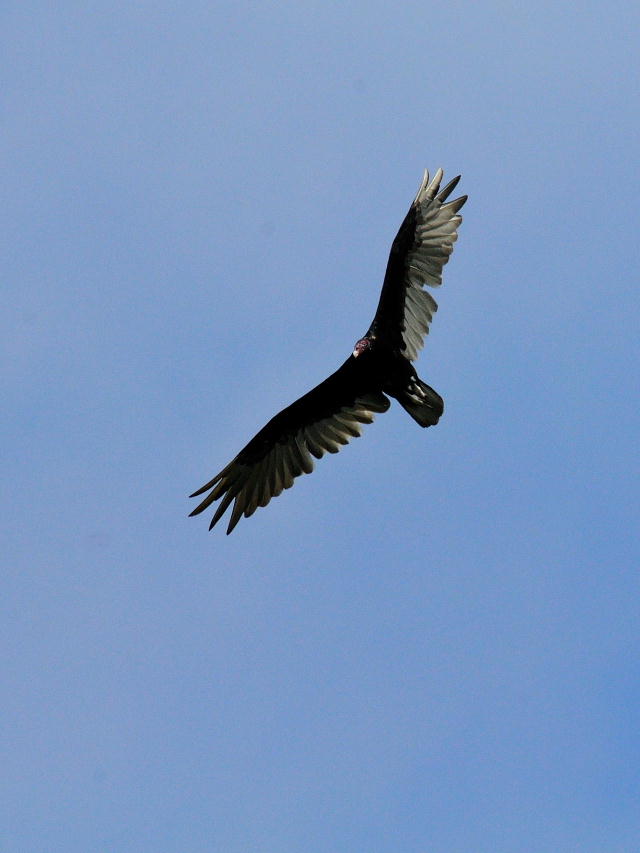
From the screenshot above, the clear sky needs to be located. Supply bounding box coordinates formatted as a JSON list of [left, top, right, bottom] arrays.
[[3, 2, 639, 851]]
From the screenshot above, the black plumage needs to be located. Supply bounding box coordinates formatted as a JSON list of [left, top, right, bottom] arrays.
[[190, 168, 467, 533]]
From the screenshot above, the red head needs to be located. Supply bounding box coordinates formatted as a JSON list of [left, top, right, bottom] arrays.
[[352, 337, 371, 358]]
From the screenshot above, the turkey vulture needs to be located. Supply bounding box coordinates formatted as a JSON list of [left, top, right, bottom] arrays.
[[190, 168, 466, 533]]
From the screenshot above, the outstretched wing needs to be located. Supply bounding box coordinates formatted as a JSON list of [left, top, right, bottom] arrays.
[[368, 169, 467, 361], [189, 358, 390, 534]]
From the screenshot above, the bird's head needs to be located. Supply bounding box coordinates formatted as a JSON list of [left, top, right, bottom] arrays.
[[352, 337, 372, 358]]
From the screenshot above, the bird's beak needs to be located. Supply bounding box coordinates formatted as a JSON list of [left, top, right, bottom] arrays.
[[352, 347, 359, 358]]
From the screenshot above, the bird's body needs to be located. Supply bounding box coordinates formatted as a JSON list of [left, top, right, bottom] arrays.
[[190, 168, 466, 533]]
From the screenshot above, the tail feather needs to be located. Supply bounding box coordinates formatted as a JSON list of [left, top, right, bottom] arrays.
[[398, 377, 443, 427]]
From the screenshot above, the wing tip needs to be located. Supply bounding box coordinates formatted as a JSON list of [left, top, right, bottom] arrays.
[[189, 470, 225, 498], [415, 166, 460, 205]]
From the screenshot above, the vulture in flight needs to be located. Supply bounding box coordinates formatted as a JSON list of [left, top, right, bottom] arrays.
[[190, 168, 467, 533]]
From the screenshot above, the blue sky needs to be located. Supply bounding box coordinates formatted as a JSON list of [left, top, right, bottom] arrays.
[[3, 2, 639, 851]]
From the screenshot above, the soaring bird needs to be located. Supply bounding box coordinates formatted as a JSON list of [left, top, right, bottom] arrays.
[[190, 168, 467, 534]]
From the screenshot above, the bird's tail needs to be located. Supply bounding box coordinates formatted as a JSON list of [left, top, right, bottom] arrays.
[[397, 376, 444, 427]]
